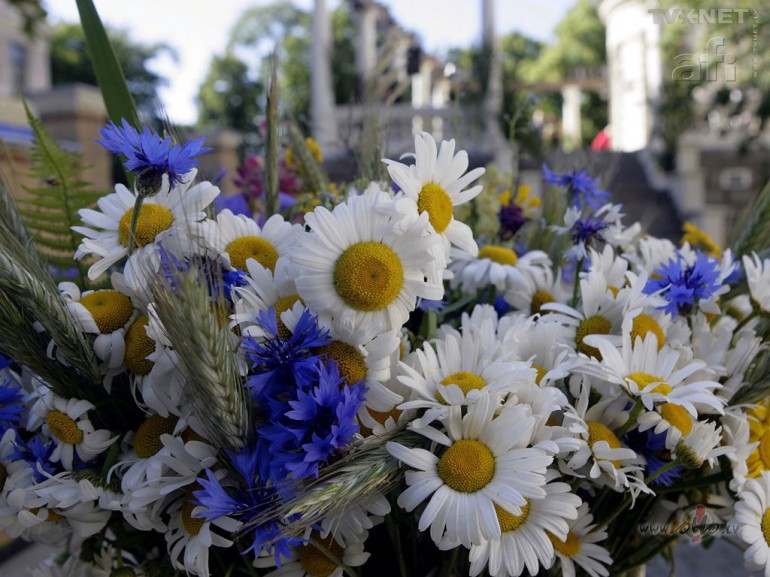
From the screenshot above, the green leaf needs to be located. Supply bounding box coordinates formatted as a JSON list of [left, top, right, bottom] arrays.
[[74, 0, 139, 128], [19, 101, 104, 286]]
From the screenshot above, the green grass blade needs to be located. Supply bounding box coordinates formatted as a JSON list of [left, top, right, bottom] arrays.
[[74, 0, 139, 128]]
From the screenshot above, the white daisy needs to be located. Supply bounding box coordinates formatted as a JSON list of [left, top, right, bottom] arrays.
[[73, 170, 219, 280], [580, 332, 725, 417], [673, 420, 729, 469], [60, 283, 138, 374], [464, 481, 581, 577], [383, 132, 485, 257], [562, 380, 647, 495], [735, 471, 770, 577], [502, 257, 571, 316], [549, 502, 612, 577], [293, 189, 444, 332], [743, 252, 770, 314], [387, 393, 553, 548], [165, 476, 241, 577], [198, 210, 298, 272], [31, 392, 115, 471], [449, 246, 551, 294], [254, 532, 369, 577], [397, 324, 535, 425]]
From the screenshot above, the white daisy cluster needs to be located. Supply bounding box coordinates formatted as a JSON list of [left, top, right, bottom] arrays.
[[4, 126, 770, 577]]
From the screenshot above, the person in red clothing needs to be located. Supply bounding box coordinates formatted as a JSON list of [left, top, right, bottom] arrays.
[[591, 125, 611, 151]]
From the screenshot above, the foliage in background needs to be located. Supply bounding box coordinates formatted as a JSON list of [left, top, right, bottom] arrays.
[[196, 53, 264, 143], [50, 22, 175, 127], [655, 0, 769, 167], [223, 0, 357, 132], [18, 102, 102, 287], [7, 0, 46, 36]]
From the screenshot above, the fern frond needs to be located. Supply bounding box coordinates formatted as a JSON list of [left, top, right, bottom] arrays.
[[151, 261, 250, 451], [19, 101, 103, 286]]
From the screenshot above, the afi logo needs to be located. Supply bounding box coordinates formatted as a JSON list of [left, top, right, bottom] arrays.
[[672, 37, 737, 82]]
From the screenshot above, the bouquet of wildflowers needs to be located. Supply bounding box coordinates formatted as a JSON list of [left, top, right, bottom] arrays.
[[4, 115, 770, 577]]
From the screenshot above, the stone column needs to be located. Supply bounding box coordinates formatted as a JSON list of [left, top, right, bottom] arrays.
[[561, 84, 583, 150], [354, 0, 378, 97], [481, 0, 510, 171], [310, 0, 339, 156]]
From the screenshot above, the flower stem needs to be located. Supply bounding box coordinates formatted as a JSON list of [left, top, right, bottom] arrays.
[[127, 194, 144, 255], [386, 513, 409, 577], [644, 459, 681, 485], [570, 258, 584, 308], [615, 398, 644, 438]]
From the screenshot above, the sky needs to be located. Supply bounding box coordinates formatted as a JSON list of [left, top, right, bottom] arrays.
[[44, 0, 577, 125]]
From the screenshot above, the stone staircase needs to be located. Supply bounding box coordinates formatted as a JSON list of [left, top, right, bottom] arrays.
[[543, 150, 683, 242]]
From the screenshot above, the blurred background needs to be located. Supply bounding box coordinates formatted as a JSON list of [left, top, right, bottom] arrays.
[[0, 2, 767, 571]]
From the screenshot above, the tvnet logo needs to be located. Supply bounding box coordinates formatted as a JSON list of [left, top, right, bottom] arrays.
[[638, 505, 740, 543], [648, 8, 751, 25]]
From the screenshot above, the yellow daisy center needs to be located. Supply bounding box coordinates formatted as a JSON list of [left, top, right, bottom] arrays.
[[334, 242, 404, 311], [181, 482, 204, 536], [576, 315, 612, 358], [631, 314, 665, 350], [80, 290, 133, 334], [314, 341, 367, 386], [417, 182, 453, 233], [759, 431, 770, 470], [273, 294, 304, 338], [437, 439, 495, 493], [660, 403, 693, 435], [299, 533, 344, 577], [435, 371, 486, 404], [478, 246, 518, 266], [762, 509, 770, 547], [124, 315, 155, 375], [46, 410, 83, 445], [548, 530, 581, 557], [118, 203, 174, 248], [531, 289, 556, 316], [225, 236, 279, 271], [110, 568, 138, 577], [532, 364, 548, 385], [134, 414, 179, 458], [607, 285, 620, 297], [30, 507, 64, 522], [359, 407, 402, 437], [628, 372, 671, 395], [495, 500, 530, 533], [586, 420, 622, 467], [181, 427, 208, 444]]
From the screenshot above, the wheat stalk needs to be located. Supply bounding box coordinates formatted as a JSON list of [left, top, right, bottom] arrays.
[[151, 263, 250, 450]]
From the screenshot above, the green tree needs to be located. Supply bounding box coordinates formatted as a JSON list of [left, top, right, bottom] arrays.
[[196, 54, 264, 134], [521, 0, 607, 145], [223, 1, 357, 128], [50, 22, 176, 125], [655, 0, 769, 167]]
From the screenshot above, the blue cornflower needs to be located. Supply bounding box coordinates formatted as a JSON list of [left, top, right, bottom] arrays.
[[156, 245, 248, 304], [267, 362, 366, 480], [193, 446, 303, 565], [0, 380, 24, 433], [571, 215, 608, 246], [644, 251, 722, 316], [542, 163, 610, 210], [243, 308, 331, 404], [97, 119, 211, 193], [10, 435, 58, 482], [623, 428, 683, 487]]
